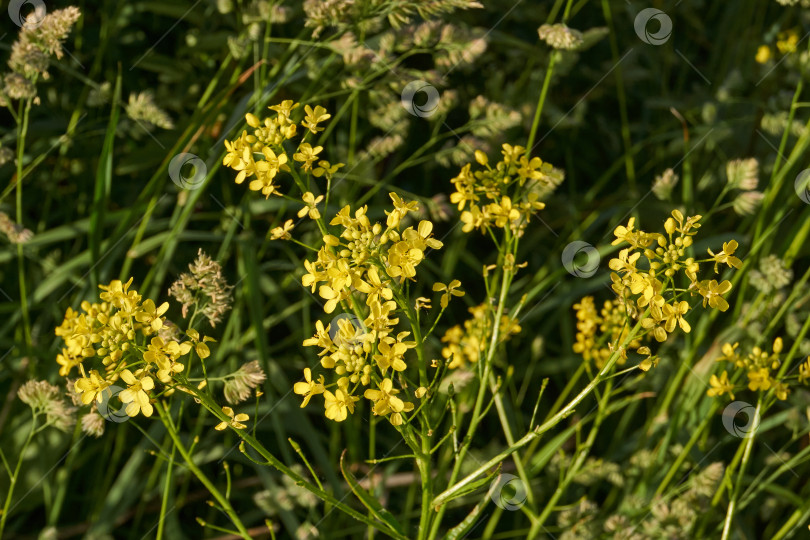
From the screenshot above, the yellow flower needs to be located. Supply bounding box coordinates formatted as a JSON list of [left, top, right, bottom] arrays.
[[798, 357, 810, 383], [323, 388, 358, 422], [707, 371, 734, 399], [293, 368, 325, 407], [638, 346, 659, 372], [99, 277, 140, 311], [774, 382, 789, 401], [696, 279, 732, 311], [56, 348, 82, 377], [222, 133, 249, 181], [708, 240, 742, 273], [269, 99, 299, 122], [355, 266, 393, 305], [641, 303, 668, 342], [74, 369, 112, 405], [214, 406, 250, 430], [719, 342, 740, 364], [747, 367, 772, 392], [302, 105, 331, 134], [611, 217, 637, 246], [248, 147, 289, 198], [270, 219, 295, 240], [755, 45, 771, 64], [385, 192, 420, 228], [135, 299, 169, 333], [364, 378, 414, 426], [661, 300, 690, 333], [432, 280, 465, 309], [386, 238, 425, 280], [119, 369, 155, 417], [374, 332, 415, 373], [293, 143, 322, 171], [312, 160, 344, 180], [298, 191, 324, 220], [488, 196, 520, 228], [776, 29, 798, 54]]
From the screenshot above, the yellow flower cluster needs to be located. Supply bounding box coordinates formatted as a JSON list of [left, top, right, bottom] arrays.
[[573, 210, 741, 370], [222, 101, 343, 198], [755, 28, 798, 64], [449, 144, 562, 235], [440, 303, 521, 369], [609, 210, 740, 343], [708, 338, 792, 401], [295, 194, 454, 425], [572, 296, 651, 369], [55, 278, 211, 418]]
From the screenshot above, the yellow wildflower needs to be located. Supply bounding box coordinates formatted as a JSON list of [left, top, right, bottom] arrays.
[[293, 143, 322, 171], [119, 369, 155, 418], [707, 371, 734, 399], [432, 280, 465, 309], [298, 191, 324, 220], [302, 105, 331, 134], [270, 219, 295, 240], [293, 368, 325, 407], [323, 388, 358, 422], [708, 240, 742, 273], [214, 406, 250, 430]]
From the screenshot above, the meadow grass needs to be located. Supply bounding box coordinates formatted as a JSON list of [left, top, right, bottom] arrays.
[[1, 1, 810, 539]]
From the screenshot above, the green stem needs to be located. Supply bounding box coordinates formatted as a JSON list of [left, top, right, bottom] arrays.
[[431, 320, 642, 509], [185, 386, 410, 539], [15, 98, 33, 354], [0, 412, 38, 537], [526, 51, 557, 152], [157, 403, 251, 540], [428, 251, 515, 538], [488, 371, 536, 510], [720, 398, 762, 540], [156, 443, 177, 540]]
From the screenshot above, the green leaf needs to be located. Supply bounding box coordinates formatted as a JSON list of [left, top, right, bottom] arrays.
[[339, 450, 406, 536]]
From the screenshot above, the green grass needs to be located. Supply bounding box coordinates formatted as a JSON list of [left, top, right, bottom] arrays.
[[1, 0, 810, 539]]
